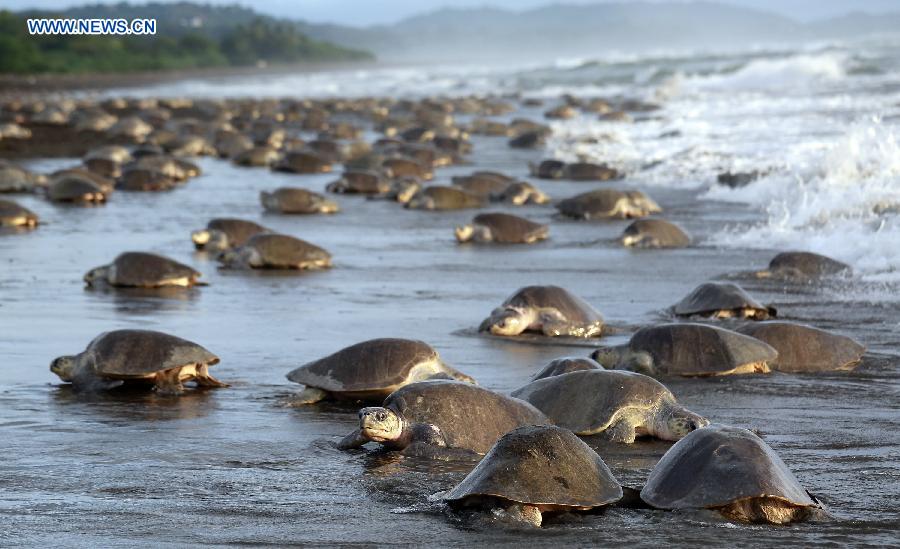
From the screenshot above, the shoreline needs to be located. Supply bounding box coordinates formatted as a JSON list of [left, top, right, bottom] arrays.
[[0, 60, 381, 98]]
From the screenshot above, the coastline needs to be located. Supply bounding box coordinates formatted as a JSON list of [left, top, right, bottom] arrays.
[[0, 60, 380, 98]]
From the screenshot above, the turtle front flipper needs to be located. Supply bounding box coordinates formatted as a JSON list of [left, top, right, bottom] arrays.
[[154, 367, 186, 396], [194, 364, 229, 388], [337, 428, 369, 450], [605, 415, 642, 443], [287, 386, 329, 406]]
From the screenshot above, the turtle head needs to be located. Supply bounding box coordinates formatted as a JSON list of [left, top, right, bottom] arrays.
[[217, 247, 256, 268], [259, 191, 278, 211], [656, 406, 709, 441], [359, 407, 404, 443], [454, 224, 475, 243], [192, 229, 229, 251], [479, 307, 528, 336], [405, 193, 433, 210], [83, 265, 108, 287], [50, 355, 77, 382], [317, 198, 340, 214]]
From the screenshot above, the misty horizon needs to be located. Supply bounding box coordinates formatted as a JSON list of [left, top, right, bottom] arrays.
[[8, 0, 900, 27]]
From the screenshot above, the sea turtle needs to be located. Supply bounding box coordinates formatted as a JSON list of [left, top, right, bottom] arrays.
[[530, 356, 603, 381], [46, 176, 107, 204], [50, 329, 227, 394], [83, 148, 130, 179], [509, 130, 547, 149], [214, 132, 254, 159], [755, 251, 852, 280], [591, 323, 778, 377], [0, 122, 31, 139], [117, 169, 178, 192], [125, 155, 199, 181], [736, 322, 865, 373], [0, 199, 39, 228], [621, 219, 691, 248], [108, 116, 153, 140], [673, 282, 775, 320], [260, 187, 339, 214], [405, 186, 485, 211], [455, 212, 549, 244], [234, 146, 280, 167], [544, 104, 577, 119], [50, 169, 115, 194], [285, 338, 475, 405], [217, 233, 332, 270], [191, 218, 270, 252], [480, 285, 604, 337], [84, 252, 203, 288], [337, 380, 549, 453], [444, 425, 623, 528], [557, 189, 661, 220], [640, 424, 823, 524], [530, 159, 566, 179], [325, 171, 390, 195], [382, 157, 433, 180], [511, 370, 708, 442], [0, 163, 47, 193], [494, 182, 550, 205], [563, 162, 622, 181]]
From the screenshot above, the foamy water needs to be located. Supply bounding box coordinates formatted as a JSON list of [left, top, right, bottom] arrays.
[[111, 37, 900, 285]]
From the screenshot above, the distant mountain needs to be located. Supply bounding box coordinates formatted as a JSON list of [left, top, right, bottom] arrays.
[[16, 1, 900, 65], [295, 1, 900, 62]]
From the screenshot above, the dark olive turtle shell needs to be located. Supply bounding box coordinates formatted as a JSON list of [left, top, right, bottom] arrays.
[[445, 425, 622, 508], [80, 329, 218, 376], [641, 424, 815, 510]]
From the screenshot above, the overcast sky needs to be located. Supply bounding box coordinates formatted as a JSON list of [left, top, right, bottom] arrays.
[[8, 0, 899, 27]]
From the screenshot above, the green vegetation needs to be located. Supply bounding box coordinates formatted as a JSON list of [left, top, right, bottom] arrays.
[[0, 9, 373, 75]]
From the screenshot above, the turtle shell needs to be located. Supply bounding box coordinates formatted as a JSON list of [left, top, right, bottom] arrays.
[[626, 323, 778, 376], [80, 329, 219, 377], [286, 338, 458, 395], [641, 424, 815, 510], [261, 188, 329, 213], [530, 356, 603, 381], [327, 171, 387, 194], [472, 213, 547, 243], [444, 425, 622, 508], [47, 177, 104, 202], [452, 176, 510, 197], [384, 380, 550, 454], [767, 251, 851, 278], [556, 189, 627, 219], [243, 234, 331, 268], [275, 151, 331, 174], [674, 282, 769, 317], [511, 370, 671, 434], [0, 199, 38, 227], [106, 252, 199, 287], [736, 322, 865, 373], [414, 186, 484, 210], [206, 218, 268, 248], [502, 285, 603, 325]]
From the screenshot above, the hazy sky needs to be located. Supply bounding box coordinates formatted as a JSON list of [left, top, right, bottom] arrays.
[[8, 0, 899, 27]]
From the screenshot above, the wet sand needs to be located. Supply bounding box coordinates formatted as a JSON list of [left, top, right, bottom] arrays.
[[1, 133, 899, 546]]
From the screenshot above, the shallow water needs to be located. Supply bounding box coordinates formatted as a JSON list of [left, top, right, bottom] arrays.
[[4, 41, 900, 546]]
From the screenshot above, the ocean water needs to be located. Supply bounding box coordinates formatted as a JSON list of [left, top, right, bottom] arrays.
[[112, 36, 900, 287], [3, 36, 899, 546]]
